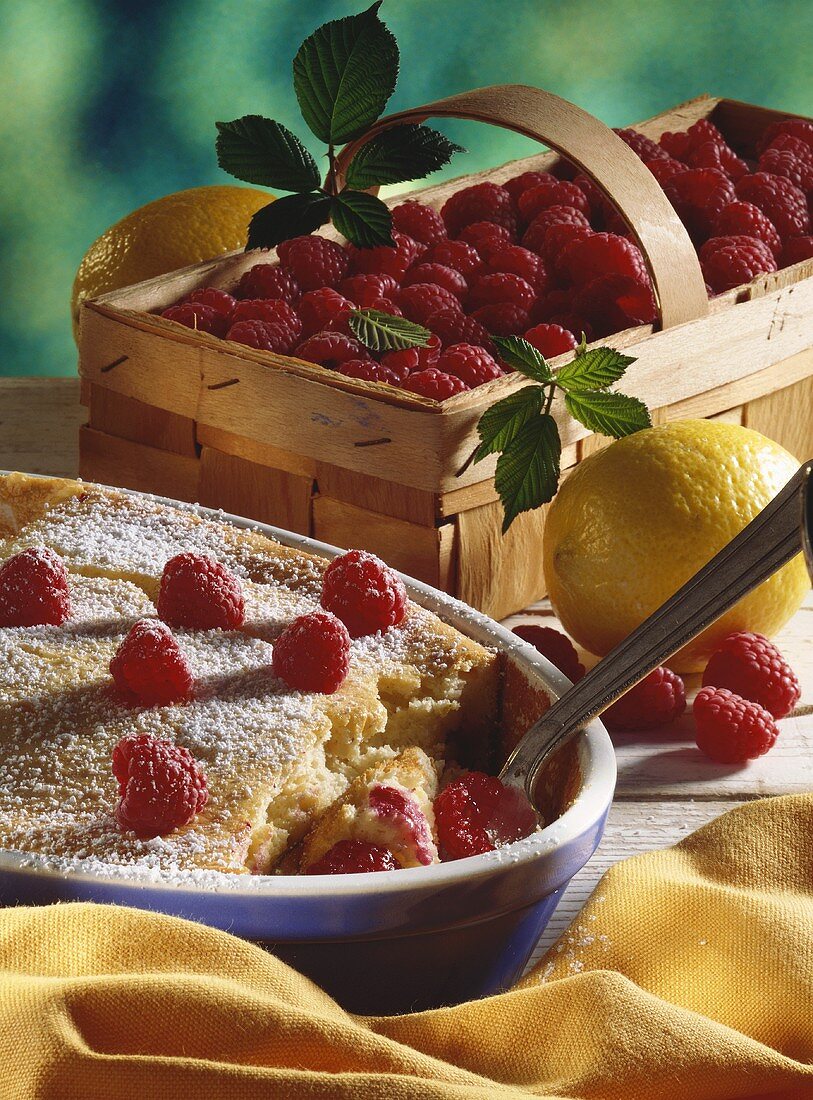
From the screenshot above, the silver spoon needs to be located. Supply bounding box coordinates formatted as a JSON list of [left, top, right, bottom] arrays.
[[500, 460, 813, 802]]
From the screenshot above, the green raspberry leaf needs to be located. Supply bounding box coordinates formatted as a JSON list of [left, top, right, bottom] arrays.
[[293, 2, 399, 145], [555, 346, 637, 392], [349, 309, 431, 353], [246, 193, 331, 250], [491, 336, 552, 383], [344, 124, 463, 188], [564, 389, 652, 438], [494, 414, 561, 533], [331, 190, 394, 247], [472, 386, 545, 463], [215, 116, 320, 192]]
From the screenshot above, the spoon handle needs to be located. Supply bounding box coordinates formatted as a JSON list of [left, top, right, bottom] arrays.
[[500, 461, 811, 798]]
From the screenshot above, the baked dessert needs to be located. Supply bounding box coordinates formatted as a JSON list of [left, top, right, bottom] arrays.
[[0, 473, 523, 877]]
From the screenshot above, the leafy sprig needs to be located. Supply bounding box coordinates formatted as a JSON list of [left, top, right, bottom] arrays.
[[467, 338, 650, 532], [216, 3, 462, 250]]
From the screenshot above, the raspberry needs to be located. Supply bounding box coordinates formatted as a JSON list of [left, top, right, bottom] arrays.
[[546, 313, 593, 342], [559, 232, 648, 287], [321, 549, 407, 638], [468, 271, 536, 312], [438, 343, 503, 387], [112, 733, 208, 838], [368, 783, 436, 866], [756, 118, 813, 156], [511, 624, 585, 682], [517, 180, 590, 224], [781, 236, 813, 267], [271, 610, 351, 693], [226, 320, 297, 354], [735, 172, 810, 239], [645, 157, 687, 187], [441, 182, 517, 237], [602, 667, 686, 731], [402, 368, 468, 400], [702, 632, 800, 719], [521, 206, 591, 253], [425, 308, 495, 353], [298, 288, 353, 337], [663, 168, 736, 241], [699, 235, 776, 266], [364, 297, 403, 316], [523, 323, 578, 359], [157, 553, 245, 631], [458, 221, 515, 257], [693, 687, 779, 764], [759, 134, 813, 192], [712, 201, 782, 258], [110, 620, 194, 706], [0, 547, 71, 627], [339, 273, 398, 306], [161, 302, 227, 338], [380, 334, 442, 375], [530, 289, 572, 323], [572, 174, 614, 223], [614, 127, 669, 161], [434, 772, 537, 860], [503, 170, 557, 204], [185, 287, 236, 317], [294, 331, 371, 369], [398, 282, 461, 324], [700, 238, 777, 294], [486, 246, 549, 296], [470, 303, 530, 336], [537, 223, 593, 269], [229, 298, 301, 343], [576, 273, 657, 336], [337, 359, 405, 386], [347, 230, 422, 280], [236, 263, 300, 304], [278, 235, 349, 290], [422, 239, 484, 280], [659, 119, 725, 161], [304, 838, 398, 875], [391, 201, 447, 247], [687, 140, 749, 181], [402, 263, 468, 299]]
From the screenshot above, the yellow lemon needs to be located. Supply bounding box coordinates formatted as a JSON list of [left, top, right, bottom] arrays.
[[543, 419, 809, 672], [71, 185, 272, 339]]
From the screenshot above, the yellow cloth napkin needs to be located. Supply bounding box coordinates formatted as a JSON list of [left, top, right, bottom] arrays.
[[3, 794, 813, 1099]]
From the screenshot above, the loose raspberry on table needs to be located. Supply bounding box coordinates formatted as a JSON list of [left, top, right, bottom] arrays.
[[659, 118, 726, 161], [558, 232, 648, 287], [402, 263, 468, 299], [457, 221, 515, 257], [272, 609, 351, 693], [278, 235, 349, 290], [321, 548, 407, 638], [337, 359, 406, 386], [185, 287, 237, 317], [380, 334, 442, 375], [441, 181, 517, 237], [759, 134, 813, 192], [511, 624, 585, 682], [523, 323, 578, 359], [425, 308, 495, 352], [236, 263, 300, 304], [230, 298, 302, 343], [735, 172, 810, 239], [576, 273, 657, 335], [347, 229, 423, 279], [602, 667, 686, 732], [226, 319, 297, 354], [700, 237, 777, 293], [422, 239, 484, 281], [702, 632, 801, 719], [110, 619, 194, 707], [663, 168, 736, 241], [298, 288, 353, 338], [693, 686, 779, 763], [503, 170, 557, 204], [304, 839, 398, 875], [161, 302, 228, 338], [112, 733, 208, 838], [521, 205, 591, 254], [294, 331, 371, 369], [470, 303, 530, 336], [781, 236, 813, 267], [486, 246, 549, 296], [537, 223, 593, 270], [398, 282, 462, 325], [517, 180, 590, 224], [391, 200, 447, 247], [0, 547, 71, 627], [438, 343, 503, 387], [339, 273, 398, 306], [613, 127, 669, 162], [712, 201, 782, 258], [434, 772, 537, 860], [756, 117, 813, 156], [645, 157, 687, 187], [401, 368, 469, 400], [157, 553, 245, 631], [468, 271, 536, 312]]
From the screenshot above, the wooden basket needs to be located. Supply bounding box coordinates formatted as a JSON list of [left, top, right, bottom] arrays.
[[77, 87, 813, 620]]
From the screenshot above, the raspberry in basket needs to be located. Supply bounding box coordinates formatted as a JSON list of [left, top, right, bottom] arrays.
[[398, 282, 462, 325], [337, 359, 406, 386], [602, 667, 686, 732], [735, 172, 810, 239], [576, 273, 657, 335], [663, 168, 736, 241], [700, 237, 777, 294], [425, 308, 495, 353], [339, 273, 398, 306], [298, 288, 353, 337], [702, 632, 800, 719], [645, 157, 686, 187], [185, 287, 236, 317], [614, 127, 669, 162], [782, 236, 813, 267], [686, 140, 749, 181], [321, 549, 407, 638], [230, 298, 302, 343], [392, 200, 447, 247], [110, 620, 194, 706], [756, 117, 813, 156], [381, 334, 442, 375], [112, 733, 208, 838], [523, 323, 578, 359], [487, 246, 549, 296], [558, 232, 648, 288], [161, 302, 228, 337], [441, 181, 517, 237], [434, 772, 538, 860], [402, 263, 468, 300], [504, 170, 557, 203], [304, 838, 398, 875], [294, 331, 371, 369], [458, 221, 515, 256], [470, 303, 530, 336], [438, 343, 503, 387], [278, 235, 349, 290], [521, 205, 591, 254], [157, 553, 245, 631], [517, 180, 590, 224], [422, 239, 484, 281], [713, 201, 782, 258], [347, 230, 422, 280], [758, 134, 813, 192], [538, 223, 593, 269], [693, 686, 779, 763], [236, 263, 300, 304], [226, 319, 298, 354], [0, 547, 71, 627], [402, 368, 470, 400], [659, 118, 726, 161], [468, 271, 536, 312], [511, 624, 585, 683], [272, 610, 351, 693]]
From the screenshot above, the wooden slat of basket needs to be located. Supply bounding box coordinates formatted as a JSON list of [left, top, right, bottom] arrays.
[[87, 385, 198, 457], [744, 376, 813, 462], [196, 424, 316, 478], [79, 427, 199, 502], [198, 447, 313, 533]]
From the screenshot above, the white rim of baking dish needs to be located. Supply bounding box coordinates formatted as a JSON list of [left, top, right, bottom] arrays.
[[0, 475, 617, 897]]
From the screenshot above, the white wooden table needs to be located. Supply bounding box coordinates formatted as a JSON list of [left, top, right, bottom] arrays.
[[2, 377, 811, 961]]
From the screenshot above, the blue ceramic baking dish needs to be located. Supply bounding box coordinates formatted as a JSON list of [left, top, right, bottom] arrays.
[[0, 491, 616, 1014]]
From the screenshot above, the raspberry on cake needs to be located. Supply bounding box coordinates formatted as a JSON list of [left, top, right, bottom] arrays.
[[110, 619, 195, 706], [272, 610, 351, 694], [434, 771, 537, 860], [321, 549, 406, 638], [157, 553, 245, 631], [0, 547, 71, 627], [113, 733, 208, 838]]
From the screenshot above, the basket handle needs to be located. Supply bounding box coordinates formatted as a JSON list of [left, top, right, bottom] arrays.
[[330, 85, 709, 329]]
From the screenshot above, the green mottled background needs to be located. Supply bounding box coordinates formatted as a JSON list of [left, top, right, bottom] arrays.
[[2, 0, 811, 377]]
